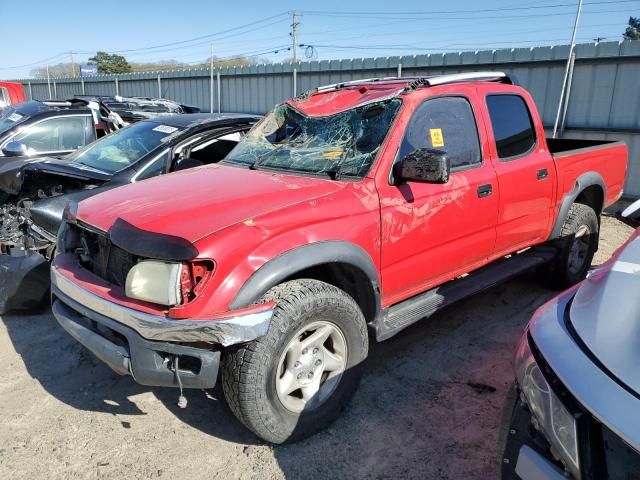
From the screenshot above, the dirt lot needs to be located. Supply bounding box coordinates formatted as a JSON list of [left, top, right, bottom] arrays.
[[0, 214, 634, 480]]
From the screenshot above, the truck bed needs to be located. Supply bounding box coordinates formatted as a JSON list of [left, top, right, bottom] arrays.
[[546, 137, 620, 156], [548, 137, 627, 208]]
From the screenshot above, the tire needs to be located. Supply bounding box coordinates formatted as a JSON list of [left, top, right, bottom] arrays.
[[541, 203, 599, 289], [221, 279, 369, 444]]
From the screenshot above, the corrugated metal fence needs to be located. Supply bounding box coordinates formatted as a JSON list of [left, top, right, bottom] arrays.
[[13, 40, 640, 195]]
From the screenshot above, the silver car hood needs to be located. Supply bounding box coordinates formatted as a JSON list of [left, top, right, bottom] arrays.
[[570, 232, 640, 395]]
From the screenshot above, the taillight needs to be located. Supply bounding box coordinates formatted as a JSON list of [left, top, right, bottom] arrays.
[[179, 260, 214, 304]]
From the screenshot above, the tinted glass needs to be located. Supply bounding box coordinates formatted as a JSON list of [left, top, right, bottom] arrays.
[[14, 116, 88, 153], [398, 96, 481, 170], [67, 120, 184, 174], [486, 95, 536, 159], [135, 150, 169, 181]]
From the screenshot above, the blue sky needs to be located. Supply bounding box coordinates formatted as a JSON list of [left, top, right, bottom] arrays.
[[0, 0, 638, 78]]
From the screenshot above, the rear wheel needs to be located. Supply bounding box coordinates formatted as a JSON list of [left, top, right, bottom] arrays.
[[221, 279, 368, 444], [541, 203, 599, 289]]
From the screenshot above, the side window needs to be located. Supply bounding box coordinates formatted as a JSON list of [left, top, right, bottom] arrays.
[[0, 88, 9, 109], [13, 116, 88, 154], [134, 150, 169, 181], [486, 95, 536, 159], [189, 130, 246, 164], [398, 97, 481, 170]]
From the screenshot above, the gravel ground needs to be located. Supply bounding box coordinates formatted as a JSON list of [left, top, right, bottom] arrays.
[[0, 214, 634, 480]]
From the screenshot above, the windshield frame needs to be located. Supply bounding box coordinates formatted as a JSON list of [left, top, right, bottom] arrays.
[[222, 98, 403, 181]]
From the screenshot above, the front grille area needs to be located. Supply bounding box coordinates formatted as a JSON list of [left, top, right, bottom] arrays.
[[74, 223, 138, 287], [530, 335, 640, 478], [602, 426, 640, 480]]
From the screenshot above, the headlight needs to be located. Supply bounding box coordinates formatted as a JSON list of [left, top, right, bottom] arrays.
[[515, 333, 579, 477], [125, 260, 182, 306]]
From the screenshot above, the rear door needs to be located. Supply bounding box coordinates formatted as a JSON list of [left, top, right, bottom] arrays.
[[482, 92, 555, 256], [378, 91, 499, 304]]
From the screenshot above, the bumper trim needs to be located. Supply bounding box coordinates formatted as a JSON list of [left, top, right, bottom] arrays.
[[51, 262, 272, 346], [52, 297, 220, 388], [516, 446, 566, 480]]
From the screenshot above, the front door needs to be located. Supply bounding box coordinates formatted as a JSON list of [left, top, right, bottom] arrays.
[[378, 93, 499, 306]]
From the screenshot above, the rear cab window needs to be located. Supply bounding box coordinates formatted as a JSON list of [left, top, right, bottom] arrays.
[[398, 96, 482, 171], [486, 95, 536, 160]]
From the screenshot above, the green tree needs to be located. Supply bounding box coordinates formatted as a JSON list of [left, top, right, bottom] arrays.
[[623, 16, 640, 40], [88, 51, 132, 74]]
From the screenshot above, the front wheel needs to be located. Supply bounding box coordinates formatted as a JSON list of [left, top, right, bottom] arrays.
[[541, 203, 599, 289], [221, 279, 369, 444]]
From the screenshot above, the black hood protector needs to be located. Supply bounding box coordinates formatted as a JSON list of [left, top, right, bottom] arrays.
[[22, 158, 112, 183]]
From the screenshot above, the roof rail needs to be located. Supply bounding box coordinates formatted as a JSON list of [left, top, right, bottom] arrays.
[[311, 71, 513, 95]]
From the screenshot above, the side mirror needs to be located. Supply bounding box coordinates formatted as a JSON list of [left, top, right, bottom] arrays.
[[619, 199, 640, 228], [394, 148, 450, 184], [2, 141, 28, 157]]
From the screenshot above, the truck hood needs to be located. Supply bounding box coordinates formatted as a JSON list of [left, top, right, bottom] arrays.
[[76, 164, 345, 244], [570, 231, 640, 395]]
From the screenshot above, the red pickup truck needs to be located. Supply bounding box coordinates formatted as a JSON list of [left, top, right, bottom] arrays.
[[51, 72, 627, 443]]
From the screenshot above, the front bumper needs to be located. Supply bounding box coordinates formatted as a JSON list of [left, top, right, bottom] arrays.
[[51, 258, 273, 388], [51, 258, 273, 346]]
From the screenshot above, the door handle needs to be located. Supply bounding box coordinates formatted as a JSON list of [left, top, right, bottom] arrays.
[[537, 168, 549, 180], [477, 184, 493, 198]]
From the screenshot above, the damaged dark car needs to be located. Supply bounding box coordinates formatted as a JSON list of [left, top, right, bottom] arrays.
[[0, 95, 200, 197], [0, 112, 259, 313]]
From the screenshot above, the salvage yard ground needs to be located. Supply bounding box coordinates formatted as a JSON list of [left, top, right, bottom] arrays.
[[0, 213, 634, 480]]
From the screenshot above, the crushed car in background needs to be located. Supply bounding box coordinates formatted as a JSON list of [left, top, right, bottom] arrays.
[[0, 112, 258, 313]]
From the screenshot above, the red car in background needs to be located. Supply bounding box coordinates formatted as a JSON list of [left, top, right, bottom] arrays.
[[0, 81, 26, 110]]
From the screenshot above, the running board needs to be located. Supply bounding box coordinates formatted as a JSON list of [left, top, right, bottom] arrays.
[[374, 247, 556, 342]]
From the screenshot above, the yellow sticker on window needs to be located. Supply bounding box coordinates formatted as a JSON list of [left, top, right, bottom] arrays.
[[429, 128, 444, 147]]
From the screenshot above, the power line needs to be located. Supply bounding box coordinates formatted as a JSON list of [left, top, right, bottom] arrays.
[[298, 6, 637, 22], [86, 13, 289, 54], [0, 14, 289, 72], [0, 52, 68, 71], [300, 0, 639, 17]]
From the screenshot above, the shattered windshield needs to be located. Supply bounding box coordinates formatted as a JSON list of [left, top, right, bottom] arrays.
[[67, 120, 184, 174], [223, 99, 401, 178]]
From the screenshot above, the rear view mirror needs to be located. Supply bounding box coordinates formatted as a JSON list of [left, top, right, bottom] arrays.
[[2, 141, 27, 157], [394, 148, 450, 184]]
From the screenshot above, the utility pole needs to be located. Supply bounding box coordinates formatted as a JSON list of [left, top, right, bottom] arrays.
[[553, 0, 583, 138], [290, 11, 300, 63], [69, 51, 76, 77], [210, 43, 214, 114], [46, 64, 52, 98]]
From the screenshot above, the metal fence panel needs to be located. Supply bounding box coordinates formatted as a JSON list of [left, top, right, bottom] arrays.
[[11, 40, 640, 195]]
